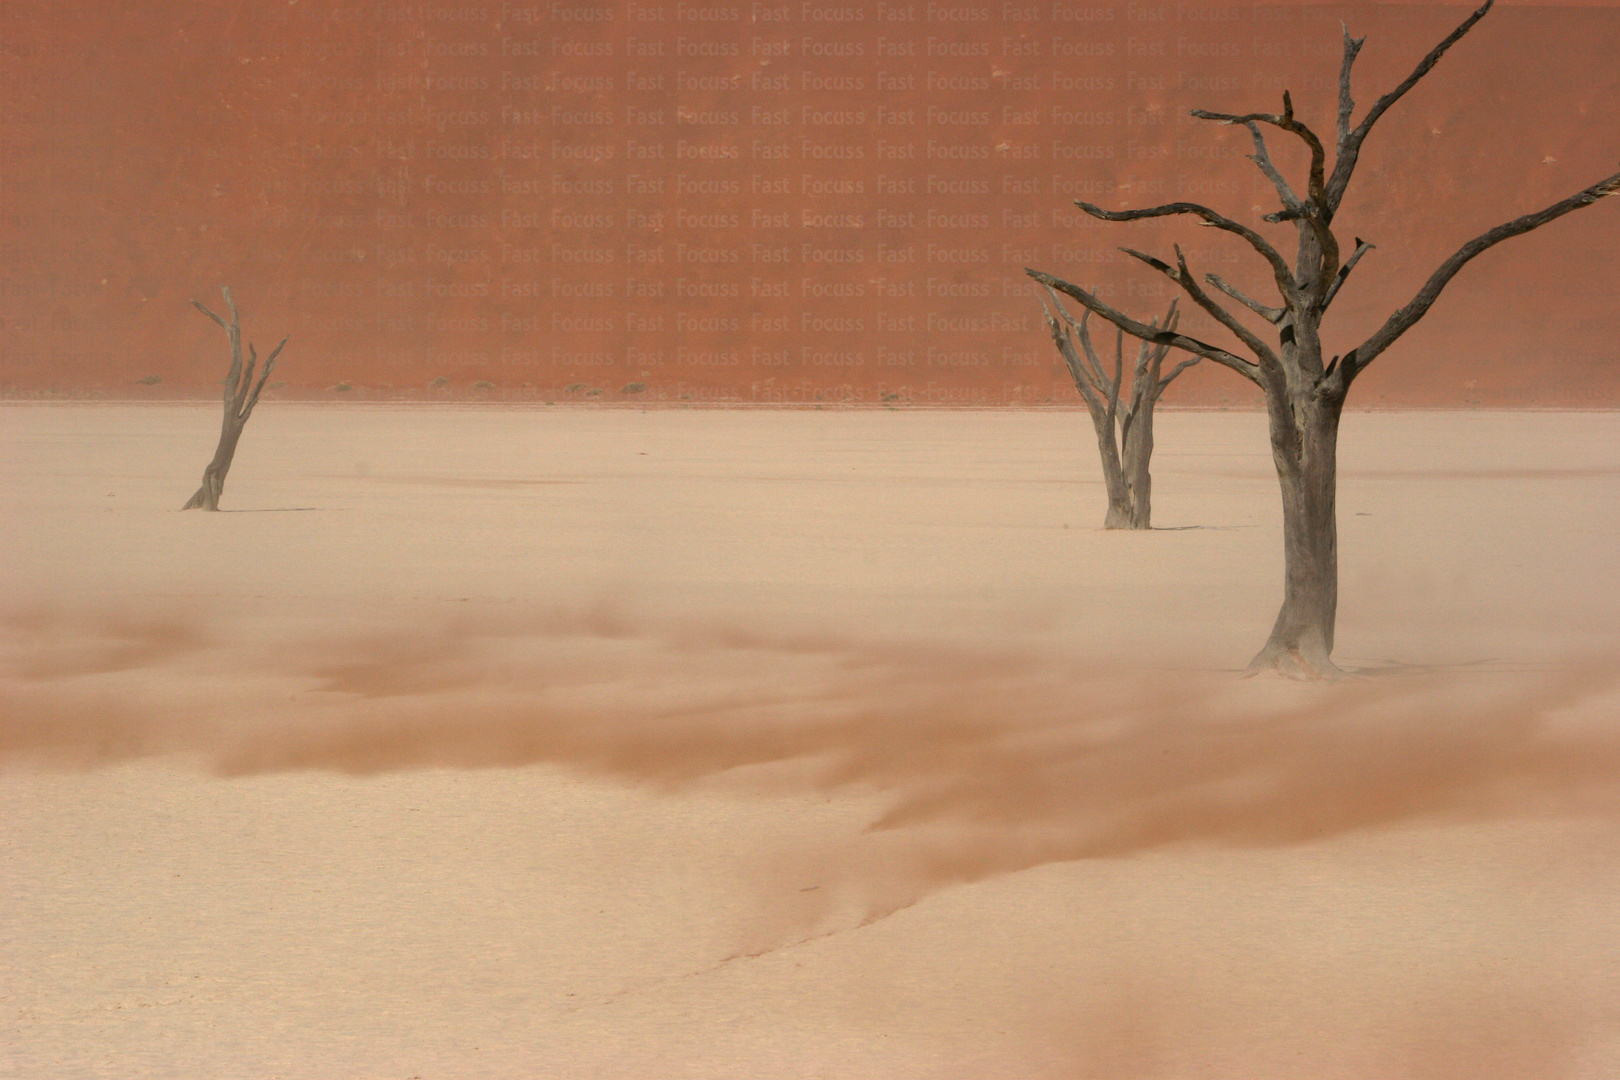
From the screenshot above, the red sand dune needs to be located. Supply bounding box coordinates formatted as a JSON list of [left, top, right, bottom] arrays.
[[2, 1, 1618, 405]]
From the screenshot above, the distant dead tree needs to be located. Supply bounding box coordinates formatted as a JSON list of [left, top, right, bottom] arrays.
[[182, 287, 285, 511], [1038, 292, 1197, 529], [1028, 0, 1618, 678]]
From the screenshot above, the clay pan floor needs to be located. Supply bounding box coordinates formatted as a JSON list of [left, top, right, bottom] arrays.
[[3, 403, 1619, 1079]]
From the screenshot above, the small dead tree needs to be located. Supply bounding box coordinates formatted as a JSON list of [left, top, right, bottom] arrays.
[[1038, 293, 1198, 529], [182, 287, 285, 511], [1028, 0, 1619, 677]]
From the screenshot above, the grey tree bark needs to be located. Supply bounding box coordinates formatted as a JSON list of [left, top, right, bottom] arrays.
[[1027, 0, 1619, 677], [182, 287, 285, 511], [1037, 294, 1199, 529]]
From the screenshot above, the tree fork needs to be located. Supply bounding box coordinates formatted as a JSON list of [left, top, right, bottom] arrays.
[[1039, 291, 1196, 530]]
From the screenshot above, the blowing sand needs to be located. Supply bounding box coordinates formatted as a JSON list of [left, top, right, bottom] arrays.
[[3, 404, 1619, 1079]]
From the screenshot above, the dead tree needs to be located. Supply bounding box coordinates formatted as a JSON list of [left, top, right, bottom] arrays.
[[1028, 0, 1618, 677], [1038, 293, 1197, 529], [182, 287, 285, 511]]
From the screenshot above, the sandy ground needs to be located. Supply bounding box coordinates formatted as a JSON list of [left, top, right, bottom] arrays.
[[3, 403, 1619, 1079]]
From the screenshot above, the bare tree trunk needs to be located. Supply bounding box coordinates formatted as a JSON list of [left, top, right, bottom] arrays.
[[183, 418, 248, 511], [182, 287, 284, 511], [1119, 399, 1154, 529], [1247, 383, 1344, 677], [1079, 396, 1133, 529]]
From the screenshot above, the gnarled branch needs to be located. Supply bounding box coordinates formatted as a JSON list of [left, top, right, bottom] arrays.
[[1027, 269, 1262, 385], [1350, 170, 1620, 378], [1196, 104, 1342, 299], [1328, 0, 1496, 211], [192, 287, 244, 414], [1157, 355, 1202, 398], [1073, 199, 1300, 307], [1320, 238, 1374, 312], [1244, 121, 1302, 217], [1192, 91, 1327, 212], [1120, 245, 1283, 370], [1141, 301, 1198, 400], [1188, 96, 1341, 296], [1336, 23, 1366, 147], [190, 299, 228, 330], [1039, 291, 1111, 413], [243, 338, 286, 419], [1205, 273, 1284, 324], [1040, 287, 1113, 391]]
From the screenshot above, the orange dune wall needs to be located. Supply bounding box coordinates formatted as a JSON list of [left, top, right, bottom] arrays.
[[2, 0, 1617, 406]]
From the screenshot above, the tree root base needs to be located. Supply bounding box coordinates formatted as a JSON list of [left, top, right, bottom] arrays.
[[181, 489, 217, 511], [1103, 504, 1152, 531], [1242, 641, 1347, 681]]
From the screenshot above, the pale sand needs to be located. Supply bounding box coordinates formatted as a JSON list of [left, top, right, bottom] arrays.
[[3, 404, 1619, 1079]]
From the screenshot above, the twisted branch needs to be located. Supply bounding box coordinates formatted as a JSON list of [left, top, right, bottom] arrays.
[[1321, 238, 1375, 312], [1073, 199, 1300, 307], [1336, 23, 1366, 147], [1193, 91, 1327, 213], [1328, 0, 1496, 212], [1243, 122, 1302, 218], [1350, 170, 1620, 379], [1028, 269, 1261, 385], [1039, 291, 1112, 412], [1120, 245, 1283, 370], [243, 338, 286, 419], [1205, 273, 1284, 324]]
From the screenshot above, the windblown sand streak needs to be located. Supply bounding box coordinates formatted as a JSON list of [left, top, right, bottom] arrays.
[[7, 600, 1618, 906]]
